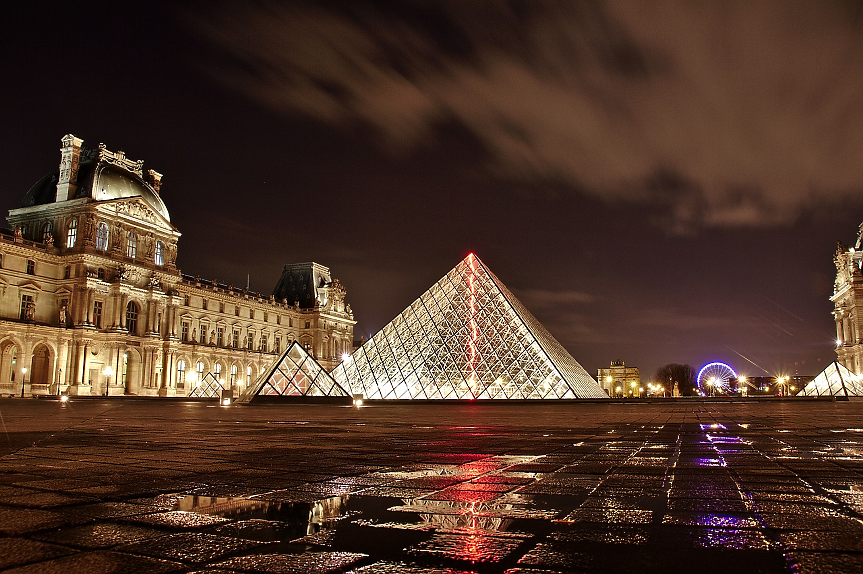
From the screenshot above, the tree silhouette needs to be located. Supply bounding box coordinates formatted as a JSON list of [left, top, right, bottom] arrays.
[[655, 363, 697, 396]]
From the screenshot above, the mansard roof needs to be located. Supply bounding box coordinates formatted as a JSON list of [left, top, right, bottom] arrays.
[[22, 142, 170, 222], [271, 262, 332, 307]]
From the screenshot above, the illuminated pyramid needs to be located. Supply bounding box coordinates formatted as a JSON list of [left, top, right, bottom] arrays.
[[188, 373, 225, 398], [797, 362, 863, 397], [238, 341, 351, 403], [331, 253, 606, 399]]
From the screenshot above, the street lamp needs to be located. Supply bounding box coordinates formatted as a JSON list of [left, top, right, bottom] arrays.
[[103, 366, 113, 396], [707, 378, 715, 397], [20, 367, 27, 397]]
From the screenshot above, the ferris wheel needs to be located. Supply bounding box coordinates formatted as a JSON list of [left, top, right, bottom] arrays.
[[697, 362, 737, 394]]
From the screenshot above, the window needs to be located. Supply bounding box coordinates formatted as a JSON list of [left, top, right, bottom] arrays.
[[289, 318, 293, 327], [235, 305, 239, 317], [19, 294, 34, 320], [126, 232, 137, 258], [10, 350, 16, 382], [305, 321, 310, 329], [93, 301, 103, 328], [97, 268, 105, 280], [274, 337, 281, 354], [217, 326, 224, 346], [264, 312, 268, 323], [232, 330, 239, 348], [246, 365, 252, 385], [277, 315, 281, 325], [199, 323, 207, 344], [181, 322, 189, 342], [126, 302, 138, 334], [202, 299, 208, 311], [247, 331, 254, 350], [66, 219, 77, 248], [196, 361, 204, 380], [42, 222, 53, 244], [219, 302, 225, 313], [250, 309, 255, 320], [26, 260, 35, 275], [184, 295, 190, 306], [177, 360, 186, 384], [96, 222, 109, 250], [261, 334, 268, 352], [215, 363, 222, 376], [154, 240, 164, 266], [231, 364, 237, 385], [64, 265, 71, 279]]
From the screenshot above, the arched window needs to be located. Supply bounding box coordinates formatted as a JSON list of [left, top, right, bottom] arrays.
[[66, 219, 77, 248], [42, 222, 53, 244], [231, 364, 237, 385], [246, 365, 252, 385], [196, 361, 205, 380], [126, 232, 137, 259], [96, 222, 109, 250], [126, 301, 138, 334], [154, 240, 164, 266], [177, 360, 186, 385]]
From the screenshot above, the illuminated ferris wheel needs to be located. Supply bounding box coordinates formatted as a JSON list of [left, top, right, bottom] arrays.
[[697, 362, 737, 394]]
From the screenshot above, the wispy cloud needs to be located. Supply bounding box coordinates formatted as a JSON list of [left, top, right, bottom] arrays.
[[192, 0, 863, 231]]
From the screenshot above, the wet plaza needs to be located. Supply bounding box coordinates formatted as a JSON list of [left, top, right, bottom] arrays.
[[1, 399, 863, 572]]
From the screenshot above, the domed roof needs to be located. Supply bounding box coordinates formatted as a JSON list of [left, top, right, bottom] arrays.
[[21, 144, 170, 222], [92, 164, 170, 221]]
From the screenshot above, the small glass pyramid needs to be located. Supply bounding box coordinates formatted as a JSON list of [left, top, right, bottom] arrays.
[[188, 373, 225, 398], [797, 362, 863, 397], [331, 253, 606, 399], [239, 341, 351, 402]]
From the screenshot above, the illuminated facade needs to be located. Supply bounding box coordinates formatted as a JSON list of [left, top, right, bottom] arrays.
[[597, 360, 640, 397], [832, 228, 863, 373], [797, 362, 863, 397], [0, 134, 354, 397], [330, 254, 606, 399]]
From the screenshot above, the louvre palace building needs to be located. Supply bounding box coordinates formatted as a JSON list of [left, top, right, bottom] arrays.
[[832, 223, 863, 375], [0, 134, 355, 398]]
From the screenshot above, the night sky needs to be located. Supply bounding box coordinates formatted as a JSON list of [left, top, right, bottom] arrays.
[[4, 1, 863, 380]]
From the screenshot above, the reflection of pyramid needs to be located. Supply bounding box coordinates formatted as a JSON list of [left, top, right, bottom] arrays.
[[188, 373, 225, 398], [238, 341, 351, 403], [797, 362, 863, 397], [331, 254, 606, 399]]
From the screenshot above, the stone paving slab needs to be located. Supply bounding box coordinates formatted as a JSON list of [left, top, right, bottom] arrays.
[[2, 399, 863, 572]]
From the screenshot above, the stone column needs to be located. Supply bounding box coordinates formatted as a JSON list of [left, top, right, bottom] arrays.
[[119, 294, 129, 330]]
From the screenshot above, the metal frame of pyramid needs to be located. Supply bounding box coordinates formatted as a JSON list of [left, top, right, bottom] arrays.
[[331, 253, 607, 399], [797, 361, 863, 398], [188, 372, 225, 398], [237, 340, 352, 404]]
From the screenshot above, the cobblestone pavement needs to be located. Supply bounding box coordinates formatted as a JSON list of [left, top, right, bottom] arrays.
[[1, 399, 863, 573]]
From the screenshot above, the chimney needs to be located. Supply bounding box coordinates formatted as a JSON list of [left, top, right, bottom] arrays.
[[55, 134, 84, 202]]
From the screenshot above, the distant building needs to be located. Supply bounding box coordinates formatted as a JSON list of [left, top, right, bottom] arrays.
[[833, 227, 863, 374], [597, 360, 640, 397], [0, 134, 354, 397]]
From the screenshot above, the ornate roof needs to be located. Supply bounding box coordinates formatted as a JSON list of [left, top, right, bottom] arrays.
[[21, 140, 170, 221]]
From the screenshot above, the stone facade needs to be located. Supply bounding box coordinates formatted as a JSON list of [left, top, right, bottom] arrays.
[[597, 360, 641, 397], [0, 134, 354, 398], [832, 224, 863, 374]]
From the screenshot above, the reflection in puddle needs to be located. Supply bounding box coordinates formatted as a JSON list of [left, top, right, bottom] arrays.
[[176, 494, 349, 540]]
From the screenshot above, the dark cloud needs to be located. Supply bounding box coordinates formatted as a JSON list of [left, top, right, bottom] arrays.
[[193, 0, 863, 232]]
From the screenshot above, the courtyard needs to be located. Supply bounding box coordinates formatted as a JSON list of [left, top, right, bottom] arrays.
[[0, 398, 862, 572]]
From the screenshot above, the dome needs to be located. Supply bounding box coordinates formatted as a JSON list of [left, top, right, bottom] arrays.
[[21, 152, 170, 222], [92, 165, 170, 221]]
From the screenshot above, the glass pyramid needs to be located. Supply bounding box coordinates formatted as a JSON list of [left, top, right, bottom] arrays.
[[238, 341, 351, 403], [331, 253, 606, 399], [188, 373, 225, 398], [797, 362, 863, 397]]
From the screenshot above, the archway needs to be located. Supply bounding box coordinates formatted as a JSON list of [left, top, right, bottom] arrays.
[[29, 344, 54, 394], [123, 348, 143, 395], [0, 340, 21, 393]]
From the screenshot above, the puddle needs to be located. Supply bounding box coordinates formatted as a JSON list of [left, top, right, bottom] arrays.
[[175, 494, 349, 541]]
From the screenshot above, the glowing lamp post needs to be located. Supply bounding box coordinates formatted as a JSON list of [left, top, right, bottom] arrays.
[[20, 367, 27, 398]]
